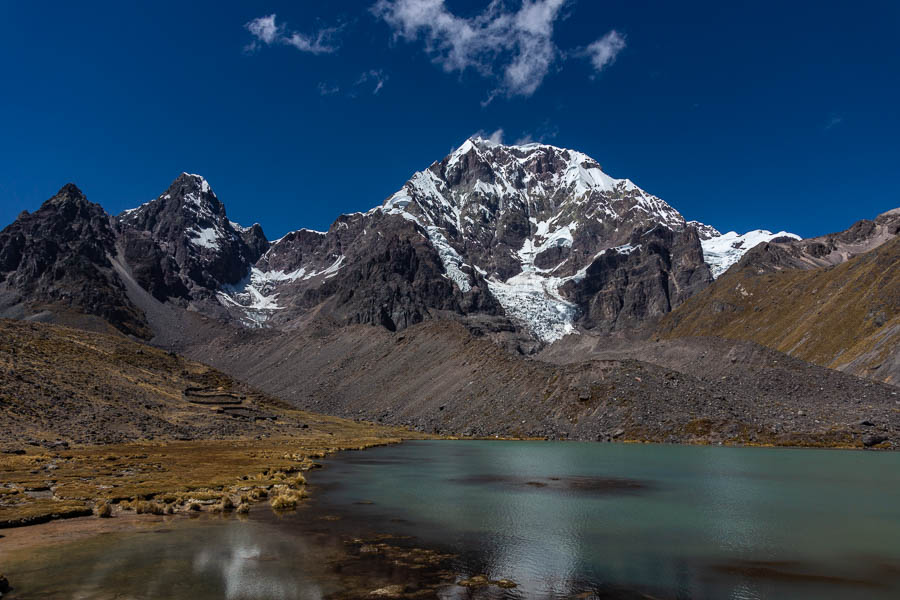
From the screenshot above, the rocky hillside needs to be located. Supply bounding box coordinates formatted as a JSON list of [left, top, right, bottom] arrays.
[[0, 185, 150, 337], [658, 209, 900, 384], [0, 318, 318, 446], [177, 316, 898, 448]]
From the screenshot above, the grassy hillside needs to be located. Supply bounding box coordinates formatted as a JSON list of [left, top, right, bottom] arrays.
[[658, 236, 900, 384]]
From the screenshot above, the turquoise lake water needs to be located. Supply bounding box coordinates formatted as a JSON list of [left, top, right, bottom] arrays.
[[4, 440, 899, 599], [313, 440, 900, 598]]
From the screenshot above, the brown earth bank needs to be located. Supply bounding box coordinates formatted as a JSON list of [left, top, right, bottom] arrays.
[[178, 317, 899, 449]]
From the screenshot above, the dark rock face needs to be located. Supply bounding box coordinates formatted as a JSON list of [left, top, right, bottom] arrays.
[[0, 184, 149, 336], [117, 173, 263, 302], [238, 223, 270, 264], [561, 225, 712, 332], [251, 212, 501, 332], [118, 229, 190, 302]]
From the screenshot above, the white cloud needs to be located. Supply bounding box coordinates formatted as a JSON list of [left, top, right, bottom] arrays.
[[246, 14, 280, 46], [585, 30, 625, 72], [514, 133, 534, 145], [245, 14, 341, 55], [356, 69, 388, 95], [371, 0, 568, 98], [471, 128, 505, 144], [825, 113, 843, 130]]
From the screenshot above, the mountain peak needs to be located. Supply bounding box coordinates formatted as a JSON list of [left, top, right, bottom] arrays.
[[43, 183, 88, 208], [170, 172, 214, 198], [56, 182, 86, 198]]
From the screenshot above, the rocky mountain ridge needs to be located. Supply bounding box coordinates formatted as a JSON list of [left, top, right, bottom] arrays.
[[205, 137, 791, 342], [0, 138, 822, 349], [658, 208, 900, 384]]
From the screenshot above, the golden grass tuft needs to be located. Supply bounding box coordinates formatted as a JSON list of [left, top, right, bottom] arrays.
[[134, 501, 165, 515], [270, 489, 307, 511], [95, 501, 112, 518]]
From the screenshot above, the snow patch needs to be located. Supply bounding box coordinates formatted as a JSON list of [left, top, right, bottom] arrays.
[[217, 267, 285, 327], [426, 227, 471, 293], [702, 230, 801, 278], [487, 272, 577, 343], [191, 227, 221, 250]]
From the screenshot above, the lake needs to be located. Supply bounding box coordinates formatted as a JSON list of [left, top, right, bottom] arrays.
[[3, 440, 899, 599]]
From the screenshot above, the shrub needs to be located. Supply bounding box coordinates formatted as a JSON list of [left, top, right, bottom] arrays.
[[187, 502, 201, 512], [270, 489, 308, 511], [95, 501, 112, 518], [236, 502, 250, 514], [135, 501, 165, 515]]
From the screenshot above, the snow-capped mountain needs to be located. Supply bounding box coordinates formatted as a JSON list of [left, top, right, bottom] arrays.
[[378, 137, 697, 340], [117, 173, 268, 304], [213, 137, 713, 341], [0, 137, 803, 346]]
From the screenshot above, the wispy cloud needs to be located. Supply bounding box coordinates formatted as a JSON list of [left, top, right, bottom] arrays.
[[245, 14, 342, 55], [356, 69, 388, 95], [584, 30, 625, 73], [515, 133, 534, 145], [371, 0, 569, 99], [825, 113, 843, 130], [471, 128, 505, 144], [317, 82, 340, 96]]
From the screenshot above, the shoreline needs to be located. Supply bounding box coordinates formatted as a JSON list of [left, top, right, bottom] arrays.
[[0, 420, 435, 530], [3, 433, 891, 534], [4, 437, 899, 600]]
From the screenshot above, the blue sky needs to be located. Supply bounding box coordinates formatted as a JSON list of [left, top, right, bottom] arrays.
[[1, 1, 898, 238]]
